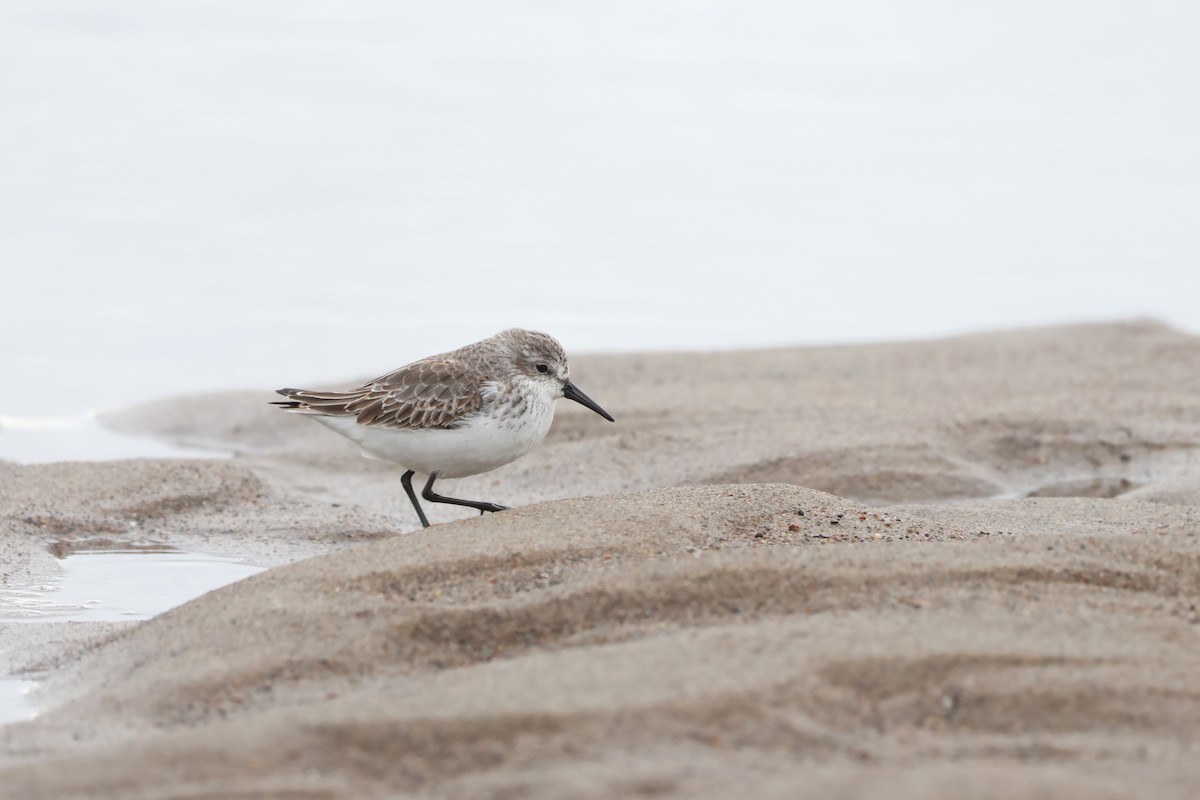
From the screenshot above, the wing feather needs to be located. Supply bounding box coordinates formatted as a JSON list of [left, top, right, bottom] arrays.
[[273, 358, 486, 430]]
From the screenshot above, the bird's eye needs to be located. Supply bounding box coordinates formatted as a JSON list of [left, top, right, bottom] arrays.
[[536, 363, 550, 374]]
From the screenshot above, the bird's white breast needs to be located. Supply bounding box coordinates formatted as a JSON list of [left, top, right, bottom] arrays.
[[313, 387, 557, 479]]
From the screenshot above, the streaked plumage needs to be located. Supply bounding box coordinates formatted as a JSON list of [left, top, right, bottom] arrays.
[[272, 328, 614, 527]]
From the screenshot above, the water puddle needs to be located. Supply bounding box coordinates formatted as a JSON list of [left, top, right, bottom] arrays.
[[0, 548, 265, 623], [0, 545, 265, 725]]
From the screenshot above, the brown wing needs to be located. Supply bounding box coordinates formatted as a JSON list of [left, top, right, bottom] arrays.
[[274, 358, 487, 430]]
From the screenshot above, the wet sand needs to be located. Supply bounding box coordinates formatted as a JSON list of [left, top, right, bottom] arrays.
[[2, 321, 1199, 799]]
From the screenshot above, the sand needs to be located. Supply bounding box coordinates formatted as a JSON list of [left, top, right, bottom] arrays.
[[1, 320, 1199, 799]]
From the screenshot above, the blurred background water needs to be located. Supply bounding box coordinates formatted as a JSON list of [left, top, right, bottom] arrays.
[[2, 2, 1198, 459]]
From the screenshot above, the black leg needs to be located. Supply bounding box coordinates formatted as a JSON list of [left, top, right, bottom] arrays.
[[401, 470, 430, 528], [422, 473, 508, 516]]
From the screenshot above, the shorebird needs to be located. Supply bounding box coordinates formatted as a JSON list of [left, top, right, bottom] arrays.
[[272, 328, 614, 527]]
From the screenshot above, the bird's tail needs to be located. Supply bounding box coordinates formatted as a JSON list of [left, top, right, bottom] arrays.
[[271, 388, 361, 416]]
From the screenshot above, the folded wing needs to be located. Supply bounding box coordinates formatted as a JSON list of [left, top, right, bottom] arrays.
[[273, 358, 486, 430]]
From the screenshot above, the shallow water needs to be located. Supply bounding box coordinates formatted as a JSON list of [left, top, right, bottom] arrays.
[[0, 678, 39, 727], [2, 2, 1199, 434], [0, 549, 265, 624], [0, 547, 265, 725], [0, 415, 225, 465]]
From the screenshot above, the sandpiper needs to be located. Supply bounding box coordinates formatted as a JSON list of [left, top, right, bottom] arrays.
[[272, 328, 614, 527]]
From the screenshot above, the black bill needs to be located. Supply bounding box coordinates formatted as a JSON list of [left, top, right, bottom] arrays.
[[562, 379, 615, 422]]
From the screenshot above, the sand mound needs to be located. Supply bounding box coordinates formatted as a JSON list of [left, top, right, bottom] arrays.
[[3, 322, 1200, 798], [4, 482, 1200, 799]]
